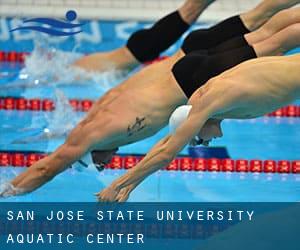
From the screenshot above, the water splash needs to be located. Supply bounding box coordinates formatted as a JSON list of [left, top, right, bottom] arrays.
[[20, 35, 83, 84], [12, 89, 81, 144], [0, 167, 26, 198], [3, 35, 127, 92], [0, 182, 25, 198], [43, 89, 80, 137]]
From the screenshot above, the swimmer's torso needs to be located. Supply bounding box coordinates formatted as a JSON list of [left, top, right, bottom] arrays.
[[211, 55, 300, 119], [114, 49, 187, 119], [90, 50, 187, 149]]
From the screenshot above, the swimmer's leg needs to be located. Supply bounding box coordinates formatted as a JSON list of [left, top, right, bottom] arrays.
[[245, 7, 300, 45], [210, 7, 300, 54], [210, 21, 300, 60], [253, 23, 300, 57], [240, 0, 300, 31], [181, 0, 300, 54], [73, 0, 215, 73]]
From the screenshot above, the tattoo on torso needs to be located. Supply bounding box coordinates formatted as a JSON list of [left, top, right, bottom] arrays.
[[127, 117, 146, 136]]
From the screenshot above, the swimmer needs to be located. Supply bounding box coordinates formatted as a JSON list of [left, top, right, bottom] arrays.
[[0, 0, 215, 90], [98, 54, 300, 202], [20, 1, 300, 143], [73, 0, 217, 73], [73, 0, 300, 73], [2, 0, 300, 197]]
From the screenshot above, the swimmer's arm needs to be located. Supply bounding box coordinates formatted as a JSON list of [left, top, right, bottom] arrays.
[[5, 137, 90, 197], [99, 108, 213, 202]]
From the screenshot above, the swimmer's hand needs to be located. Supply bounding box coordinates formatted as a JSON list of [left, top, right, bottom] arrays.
[[0, 183, 18, 198], [115, 186, 132, 202], [95, 185, 120, 202], [95, 184, 133, 202]]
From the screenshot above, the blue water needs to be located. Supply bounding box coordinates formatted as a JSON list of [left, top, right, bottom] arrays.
[[0, 21, 300, 202]]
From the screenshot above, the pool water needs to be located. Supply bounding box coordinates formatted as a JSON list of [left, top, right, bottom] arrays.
[[0, 20, 300, 202], [1, 168, 300, 202]]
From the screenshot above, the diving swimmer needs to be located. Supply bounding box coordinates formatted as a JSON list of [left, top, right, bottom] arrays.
[[98, 54, 300, 202]]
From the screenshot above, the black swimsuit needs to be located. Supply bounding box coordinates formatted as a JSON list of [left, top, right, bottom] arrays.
[[171, 14, 256, 98], [172, 45, 257, 98], [181, 15, 250, 54]]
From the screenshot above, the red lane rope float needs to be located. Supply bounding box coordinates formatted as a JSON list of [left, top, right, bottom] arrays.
[[0, 152, 299, 174], [1, 50, 299, 117], [0, 97, 93, 112], [1, 97, 300, 117], [0, 51, 29, 63], [0, 50, 167, 65]]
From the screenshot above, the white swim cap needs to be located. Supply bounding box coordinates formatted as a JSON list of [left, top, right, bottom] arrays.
[[169, 105, 192, 134]]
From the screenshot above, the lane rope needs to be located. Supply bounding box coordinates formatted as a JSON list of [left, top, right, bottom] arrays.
[[2, 53, 299, 174], [0, 151, 299, 174], [0, 51, 28, 63], [0, 50, 167, 64], [1, 50, 299, 117], [0, 97, 299, 117]]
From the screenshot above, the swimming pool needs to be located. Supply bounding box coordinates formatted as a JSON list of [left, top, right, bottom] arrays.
[[0, 18, 300, 203]]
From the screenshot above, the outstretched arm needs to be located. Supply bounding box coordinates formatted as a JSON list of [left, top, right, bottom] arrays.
[[0, 114, 105, 197], [0, 137, 89, 197], [97, 105, 213, 202], [97, 77, 239, 202]]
